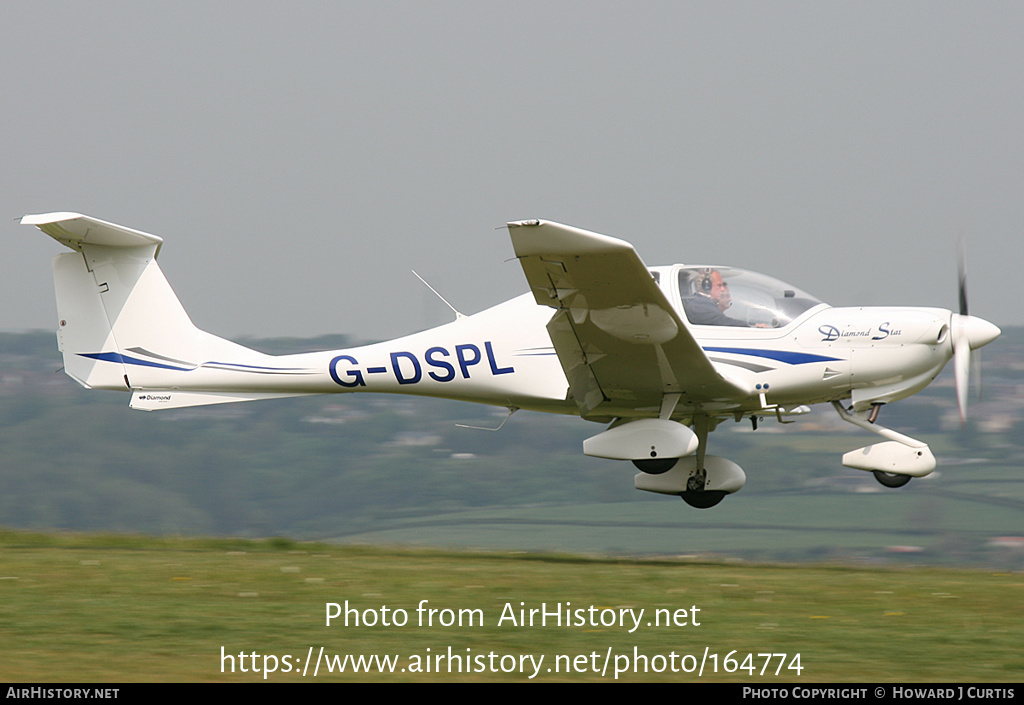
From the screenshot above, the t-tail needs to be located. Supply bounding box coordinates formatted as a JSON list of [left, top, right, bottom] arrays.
[[24, 212, 316, 410]]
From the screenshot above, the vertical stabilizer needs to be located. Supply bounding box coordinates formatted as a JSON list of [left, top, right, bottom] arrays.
[[24, 213, 248, 391]]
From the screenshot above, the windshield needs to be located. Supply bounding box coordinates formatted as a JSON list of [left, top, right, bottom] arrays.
[[678, 267, 823, 328]]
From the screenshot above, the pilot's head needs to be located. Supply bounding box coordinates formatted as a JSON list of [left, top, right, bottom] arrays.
[[701, 269, 731, 311]]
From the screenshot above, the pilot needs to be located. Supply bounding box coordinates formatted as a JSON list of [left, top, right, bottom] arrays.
[[684, 268, 742, 326]]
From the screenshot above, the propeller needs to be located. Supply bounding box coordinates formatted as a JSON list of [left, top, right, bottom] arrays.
[[951, 237, 1000, 424]]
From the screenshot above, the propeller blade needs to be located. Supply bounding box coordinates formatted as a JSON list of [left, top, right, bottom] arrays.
[[950, 312, 1000, 425], [958, 235, 969, 316], [973, 350, 983, 403], [954, 330, 970, 426], [952, 237, 1000, 425]]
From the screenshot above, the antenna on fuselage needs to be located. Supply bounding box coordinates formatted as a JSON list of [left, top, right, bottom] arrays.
[[411, 270, 464, 320], [456, 406, 518, 431]]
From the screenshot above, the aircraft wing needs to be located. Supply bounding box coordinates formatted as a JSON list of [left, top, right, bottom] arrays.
[[508, 220, 751, 418]]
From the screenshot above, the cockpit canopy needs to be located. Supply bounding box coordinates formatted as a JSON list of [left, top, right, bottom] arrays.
[[678, 267, 824, 328]]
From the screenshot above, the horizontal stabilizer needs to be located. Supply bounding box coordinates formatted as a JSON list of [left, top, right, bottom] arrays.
[[22, 212, 163, 253]]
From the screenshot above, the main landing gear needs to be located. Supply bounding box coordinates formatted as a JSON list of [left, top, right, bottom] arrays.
[[680, 490, 727, 509], [583, 409, 746, 508], [631, 457, 678, 475], [629, 413, 747, 509], [679, 414, 727, 508]]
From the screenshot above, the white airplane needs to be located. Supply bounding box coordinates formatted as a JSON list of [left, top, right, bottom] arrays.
[[24, 213, 1001, 508]]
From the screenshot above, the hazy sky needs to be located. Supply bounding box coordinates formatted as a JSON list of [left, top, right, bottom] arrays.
[[5, 2, 1022, 342]]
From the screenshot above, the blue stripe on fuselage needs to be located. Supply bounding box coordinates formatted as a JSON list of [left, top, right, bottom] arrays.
[[702, 347, 841, 365], [79, 352, 192, 371]]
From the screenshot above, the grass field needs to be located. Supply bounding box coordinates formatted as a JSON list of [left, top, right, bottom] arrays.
[[0, 531, 1020, 682], [327, 491, 1024, 564]]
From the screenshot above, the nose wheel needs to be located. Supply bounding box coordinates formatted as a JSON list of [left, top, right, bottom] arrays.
[[872, 470, 912, 488], [833, 401, 934, 486]]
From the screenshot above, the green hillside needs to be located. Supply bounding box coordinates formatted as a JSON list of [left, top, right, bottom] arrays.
[[1, 330, 1022, 567]]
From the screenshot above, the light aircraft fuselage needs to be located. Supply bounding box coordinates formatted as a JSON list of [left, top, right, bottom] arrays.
[[24, 214, 999, 507]]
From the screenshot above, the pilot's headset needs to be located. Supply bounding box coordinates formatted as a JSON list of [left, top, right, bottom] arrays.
[[699, 268, 714, 294]]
